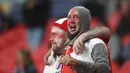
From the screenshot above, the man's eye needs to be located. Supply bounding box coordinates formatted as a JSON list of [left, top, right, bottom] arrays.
[[74, 15, 79, 19], [51, 33, 58, 37]]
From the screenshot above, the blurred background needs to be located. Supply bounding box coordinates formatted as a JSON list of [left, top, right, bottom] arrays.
[[0, 0, 130, 73]]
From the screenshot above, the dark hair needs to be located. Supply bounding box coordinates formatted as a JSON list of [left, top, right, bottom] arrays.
[[18, 49, 33, 66], [17, 49, 37, 73]]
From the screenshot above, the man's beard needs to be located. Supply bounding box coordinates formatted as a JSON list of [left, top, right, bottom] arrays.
[[53, 46, 63, 57], [52, 44, 62, 54]]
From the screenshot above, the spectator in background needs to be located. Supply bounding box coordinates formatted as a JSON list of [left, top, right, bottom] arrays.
[[116, 0, 130, 37], [107, 0, 130, 35], [0, 4, 4, 32], [22, 0, 51, 50], [117, 0, 130, 63], [23, 0, 50, 28], [0, 3, 16, 32], [14, 49, 37, 73], [9, 0, 51, 50], [106, 0, 130, 64]]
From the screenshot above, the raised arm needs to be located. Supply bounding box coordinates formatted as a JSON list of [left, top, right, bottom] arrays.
[[73, 26, 110, 54]]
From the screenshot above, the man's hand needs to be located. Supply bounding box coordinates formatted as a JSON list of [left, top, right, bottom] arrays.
[[73, 33, 87, 54], [59, 55, 78, 66], [44, 49, 52, 65], [44, 53, 50, 65]]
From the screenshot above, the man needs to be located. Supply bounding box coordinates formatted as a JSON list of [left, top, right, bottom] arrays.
[[59, 6, 111, 73], [44, 18, 68, 73]]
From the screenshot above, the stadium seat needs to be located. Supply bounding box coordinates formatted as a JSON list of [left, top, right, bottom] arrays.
[[111, 61, 120, 73], [119, 60, 130, 73], [121, 34, 130, 48]]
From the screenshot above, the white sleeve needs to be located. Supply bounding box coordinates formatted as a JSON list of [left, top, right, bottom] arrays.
[[85, 38, 106, 54]]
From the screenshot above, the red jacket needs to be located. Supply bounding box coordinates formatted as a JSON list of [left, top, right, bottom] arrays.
[[61, 45, 75, 73]]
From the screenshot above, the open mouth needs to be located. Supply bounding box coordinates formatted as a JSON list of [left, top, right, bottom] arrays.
[[70, 25, 76, 31]]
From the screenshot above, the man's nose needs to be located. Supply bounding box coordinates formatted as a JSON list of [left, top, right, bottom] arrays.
[[71, 20, 75, 24], [68, 16, 74, 22], [50, 36, 54, 42], [69, 19, 75, 24]]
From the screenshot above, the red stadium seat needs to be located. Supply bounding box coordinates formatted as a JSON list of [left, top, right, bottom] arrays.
[[32, 45, 48, 73], [0, 24, 28, 73], [119, 60, 130, 73], [111, 61, 120, 73], [121, 34, 130, 48], [107, 11, 122, 33]]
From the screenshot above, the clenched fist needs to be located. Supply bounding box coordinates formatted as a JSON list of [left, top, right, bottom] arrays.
[[59, 55, 78, 66]]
